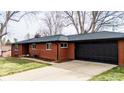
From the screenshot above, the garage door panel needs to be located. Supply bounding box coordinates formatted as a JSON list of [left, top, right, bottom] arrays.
[[75, 42, 118, 64]]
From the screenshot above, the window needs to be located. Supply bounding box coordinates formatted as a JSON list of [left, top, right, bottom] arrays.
[[60, 43, 68, 48], [15, 44, 18, 49], [46, 43, 52, 50], [14, 44, 19, 51], [32, 43, 36, 49]]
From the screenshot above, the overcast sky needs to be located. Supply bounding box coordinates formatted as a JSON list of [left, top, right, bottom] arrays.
[[4, 12, 124, 42], [5, 12, 77, 42]]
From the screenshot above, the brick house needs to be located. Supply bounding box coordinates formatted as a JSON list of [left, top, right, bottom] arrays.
[[11, 31, 124, 66]]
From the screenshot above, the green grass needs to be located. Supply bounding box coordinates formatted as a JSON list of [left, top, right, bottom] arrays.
[[0, 57, 50, 77], [90, 66, 124, 81]]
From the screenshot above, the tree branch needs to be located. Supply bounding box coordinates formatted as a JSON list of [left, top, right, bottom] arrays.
[[0, 32, 7, 37], [10, 12, 32, 22]]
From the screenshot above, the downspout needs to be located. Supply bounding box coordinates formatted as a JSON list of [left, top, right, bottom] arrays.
[[55, 43, 59, 62], [11, 44, 13, 57], [56, 43, 59, 61]]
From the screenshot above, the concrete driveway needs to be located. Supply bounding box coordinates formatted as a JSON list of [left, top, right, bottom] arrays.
[[0, 60, 116, 81]]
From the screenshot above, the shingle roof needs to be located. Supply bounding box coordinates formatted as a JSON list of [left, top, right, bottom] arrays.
[[67, 31, 124, 41], [16, 31, 124, 44], [17, 34, 68, 44]]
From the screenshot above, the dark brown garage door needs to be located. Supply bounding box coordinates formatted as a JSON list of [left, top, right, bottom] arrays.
[[75, 41, 118, 64]]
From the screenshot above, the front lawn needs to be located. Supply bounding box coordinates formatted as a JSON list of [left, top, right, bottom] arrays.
[[0, 57, 50, 77], [90, 66, 124, 81]]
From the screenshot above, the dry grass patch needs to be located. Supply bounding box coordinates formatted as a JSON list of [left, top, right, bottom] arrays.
[[90, 66, 124, 81], [0, 57, 50, 77]]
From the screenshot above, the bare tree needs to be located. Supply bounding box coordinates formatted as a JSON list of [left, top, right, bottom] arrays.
[[35, 29, 50, 37], [14, 38, 18, 43], [6, 39, 11, 45], [1, 38, 6, 46], [34, 32, 41, 38], [64, 11, 80, 34], [25, 33, 31, 40], [41, 11, 66, 36], [64, 11, 124, 34], [0, 11, 36, 56]]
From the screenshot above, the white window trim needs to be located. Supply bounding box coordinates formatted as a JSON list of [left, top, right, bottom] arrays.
[[32, 43, 36, 49], [60, 43, 68, 48], [46, 43, 52, 50]]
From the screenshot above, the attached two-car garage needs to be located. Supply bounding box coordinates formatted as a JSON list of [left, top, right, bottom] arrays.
[[75, 40, 118, 64]]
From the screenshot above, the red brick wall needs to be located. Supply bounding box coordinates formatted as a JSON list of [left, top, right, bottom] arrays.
[[58, 44, 68, 61], [118, 40, 124, 66], [29, 43, 58, 61], [11, 45, 14, 56], [28, 42, 75, 61], [11, 44, 23, 57], [12, 42, 75, 62], [58, 43, 75, 61], [68, 43, 75, 60]]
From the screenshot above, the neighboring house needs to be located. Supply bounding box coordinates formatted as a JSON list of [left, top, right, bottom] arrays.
[[11, 31, 124, 66], [2, 45, 11, 57]]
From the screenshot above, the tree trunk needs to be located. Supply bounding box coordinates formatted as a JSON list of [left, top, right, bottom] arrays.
[[77, 11, 83, 34], [0, 37, 3, 57]]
